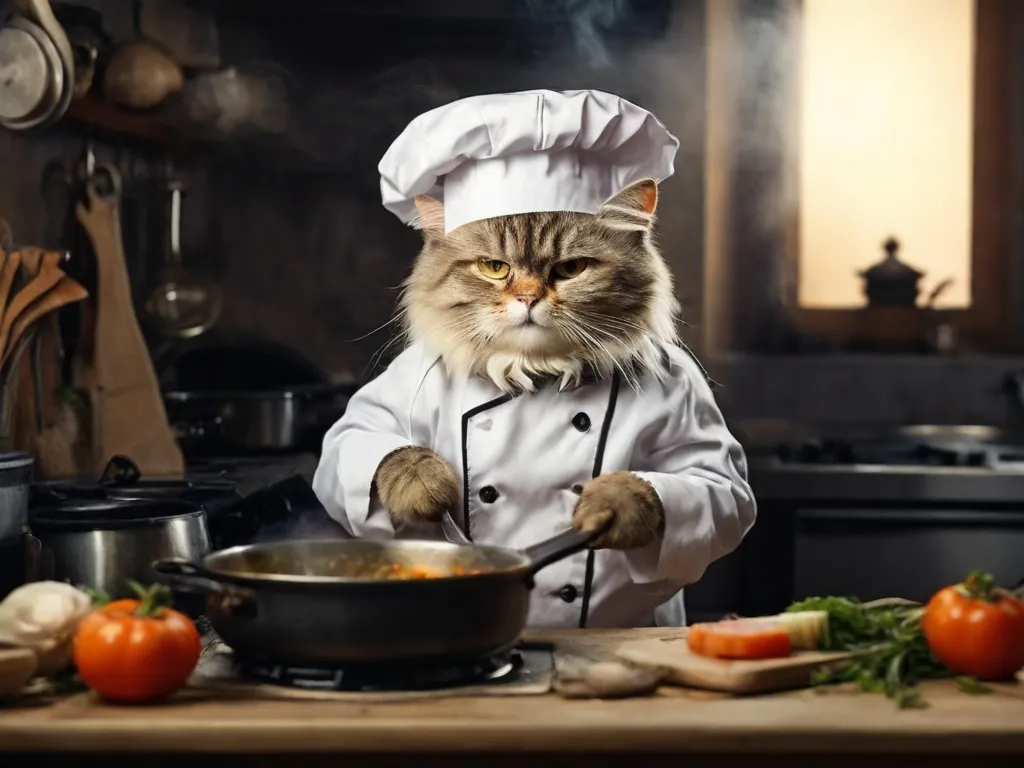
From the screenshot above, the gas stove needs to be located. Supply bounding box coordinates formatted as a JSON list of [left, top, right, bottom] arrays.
[[238, 652, 527, 693], [775, 437, 1024, 470], [192, 618, 554, 698]]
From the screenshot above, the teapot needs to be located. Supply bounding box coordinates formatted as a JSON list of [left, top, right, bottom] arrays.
[[857, 237, 925, 307]]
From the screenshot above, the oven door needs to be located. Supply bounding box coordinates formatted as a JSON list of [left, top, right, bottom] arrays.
[[794, 507, 1024, 603]]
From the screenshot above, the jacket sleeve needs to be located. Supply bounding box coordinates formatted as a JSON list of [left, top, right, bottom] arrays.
[[312, 346, 428, 538], [625, 350, 757, 585]]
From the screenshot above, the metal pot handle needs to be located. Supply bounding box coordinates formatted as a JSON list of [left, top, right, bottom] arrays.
[[153, 557, 258, 618], [522, 526, 604, 578], [100, 455, 142, 486], [22, 531, 41, 582]]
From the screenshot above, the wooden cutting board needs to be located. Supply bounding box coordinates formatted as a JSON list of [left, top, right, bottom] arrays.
[[615, 636, 856, 695], [0, 648, 37, 699]]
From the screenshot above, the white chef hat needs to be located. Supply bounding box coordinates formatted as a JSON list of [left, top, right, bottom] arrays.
[[378, 89, 679, 234]]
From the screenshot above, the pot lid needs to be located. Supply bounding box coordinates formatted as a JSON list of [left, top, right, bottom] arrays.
[[859, 237, 924, 281], [0, 26, 50, 121], [0, 451, 34, 471], [30, 498, 203, 529]]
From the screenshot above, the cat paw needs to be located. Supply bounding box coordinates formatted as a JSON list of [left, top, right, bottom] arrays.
[[572, 471, 665, 550], [373, 446, 459, 526]]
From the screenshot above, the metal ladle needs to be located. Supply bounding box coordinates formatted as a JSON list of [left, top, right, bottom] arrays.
[[143, 179, 222, 340]]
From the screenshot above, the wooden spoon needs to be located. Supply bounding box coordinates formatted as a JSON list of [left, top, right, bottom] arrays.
[[0, 265, 63, 365], [0, 274, 87, 370], [0, 252, 23, 330]]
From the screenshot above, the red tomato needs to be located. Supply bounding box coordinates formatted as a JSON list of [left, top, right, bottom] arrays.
[[687, 620, 792, 660], [74, 583, 201, 704], [922, 572, 1024, 681]]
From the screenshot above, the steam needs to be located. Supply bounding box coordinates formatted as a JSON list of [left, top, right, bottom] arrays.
[[525, 0, 630, 69]]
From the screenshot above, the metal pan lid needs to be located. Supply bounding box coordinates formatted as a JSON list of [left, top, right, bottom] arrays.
[[0, 451, 35, 487], [29, 498, 204, 529]]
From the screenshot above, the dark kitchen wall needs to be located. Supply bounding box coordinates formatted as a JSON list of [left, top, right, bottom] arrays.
[[198, 0, 708, 381]]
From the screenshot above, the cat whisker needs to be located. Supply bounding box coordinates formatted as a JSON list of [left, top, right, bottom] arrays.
[[343, 310, 407, 344]]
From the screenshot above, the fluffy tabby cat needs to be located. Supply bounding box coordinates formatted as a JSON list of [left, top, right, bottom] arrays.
[[374, 178, 675, 546]]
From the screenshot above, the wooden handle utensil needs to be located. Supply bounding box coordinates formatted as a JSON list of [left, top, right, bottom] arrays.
[[75, 164, 183, 477]]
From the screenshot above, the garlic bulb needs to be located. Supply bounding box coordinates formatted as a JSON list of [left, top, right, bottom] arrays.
[[0, 582, 93, 676]]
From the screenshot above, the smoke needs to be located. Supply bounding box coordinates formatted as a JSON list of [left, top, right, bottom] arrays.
[[729, 1, 802, 306], [525, 0, 630, 69]]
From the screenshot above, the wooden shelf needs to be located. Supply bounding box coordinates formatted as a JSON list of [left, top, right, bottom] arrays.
[[65, 93, 187, 148]]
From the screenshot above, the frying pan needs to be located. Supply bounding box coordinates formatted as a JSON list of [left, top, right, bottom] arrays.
[[153, 528, 602, 667]]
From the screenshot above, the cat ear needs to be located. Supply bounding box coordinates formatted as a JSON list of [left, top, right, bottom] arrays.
[[413, 195, 446, 236], [595, 179, 658, 232]]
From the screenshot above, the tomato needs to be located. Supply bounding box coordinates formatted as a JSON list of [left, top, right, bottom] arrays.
[[687, 620, 792, 660], [73, 583, 201, 704], [921, 571, 1024, 681]]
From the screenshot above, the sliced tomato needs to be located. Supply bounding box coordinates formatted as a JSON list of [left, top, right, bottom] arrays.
[[687, 620, 792, 660]]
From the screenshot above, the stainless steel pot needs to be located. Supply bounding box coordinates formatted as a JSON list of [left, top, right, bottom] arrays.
[[163, 383, 357, 453], [30, 498, 210, 598], [0, 452, 34, 599], [154, 528, 600, 666]]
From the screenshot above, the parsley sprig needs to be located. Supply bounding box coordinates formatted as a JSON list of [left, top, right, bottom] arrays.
[[786, 596, 991, 708]]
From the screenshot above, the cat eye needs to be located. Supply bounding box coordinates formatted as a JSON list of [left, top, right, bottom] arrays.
[[552, 259, 589, 280], [477, 259, 511, 279]]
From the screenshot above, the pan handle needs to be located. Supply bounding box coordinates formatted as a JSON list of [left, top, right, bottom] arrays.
[[522, 526, 604, 578], [153, 557, 258, 619]]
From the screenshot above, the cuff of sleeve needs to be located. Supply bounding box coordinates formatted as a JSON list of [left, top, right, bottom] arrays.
[[622, 471, 692, 584], [340, 434, 411, 537]]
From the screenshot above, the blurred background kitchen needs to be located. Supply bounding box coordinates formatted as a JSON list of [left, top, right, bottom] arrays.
[[1, 0, 1022, 620]]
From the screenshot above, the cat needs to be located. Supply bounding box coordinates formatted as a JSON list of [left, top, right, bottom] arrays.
[[372, 178, 676, 548]]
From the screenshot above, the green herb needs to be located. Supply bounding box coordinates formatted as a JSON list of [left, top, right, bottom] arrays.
[[955, 676, 993, 694], [786, 596, 949, 708]]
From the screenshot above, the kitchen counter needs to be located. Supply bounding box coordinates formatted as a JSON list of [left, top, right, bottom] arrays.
[[1, 628, 1023, 767]]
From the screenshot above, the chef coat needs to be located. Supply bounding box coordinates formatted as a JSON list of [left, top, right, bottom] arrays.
[[313, 343, 756, 628]]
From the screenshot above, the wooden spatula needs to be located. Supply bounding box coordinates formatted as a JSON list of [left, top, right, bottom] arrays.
[[76, 165, 184, 477], [0, 252, 22, 331], [0, 265, 63, 366], [0, 274, 88, 370]]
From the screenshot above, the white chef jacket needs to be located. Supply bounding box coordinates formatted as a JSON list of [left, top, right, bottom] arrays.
[[313, 342, 756, 628]]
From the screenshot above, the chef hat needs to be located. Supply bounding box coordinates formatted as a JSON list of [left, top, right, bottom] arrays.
[[378, 89, 679, 234]]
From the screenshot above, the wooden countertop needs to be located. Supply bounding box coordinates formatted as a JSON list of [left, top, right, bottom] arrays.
[[2, 628, 1024, 758]]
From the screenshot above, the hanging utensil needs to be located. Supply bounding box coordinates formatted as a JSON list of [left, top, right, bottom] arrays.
[[74, 162, 184, 477], [143, 177, 222, 340]]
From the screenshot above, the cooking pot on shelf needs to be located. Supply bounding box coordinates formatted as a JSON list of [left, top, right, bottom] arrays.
[[163, 383, 358, 455], [156, 334, 360, 454], [154, 526, 605, 667]]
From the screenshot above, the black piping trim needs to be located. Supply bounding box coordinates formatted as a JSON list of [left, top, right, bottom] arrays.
[[578, 370, 621, 628], [460, 393, 515, 541]]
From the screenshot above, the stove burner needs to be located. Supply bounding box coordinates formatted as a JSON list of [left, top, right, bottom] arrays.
[[238, 652, 523, 692]]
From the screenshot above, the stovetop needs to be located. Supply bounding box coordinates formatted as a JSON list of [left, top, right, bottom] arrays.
[[774, 437, 1024, 471], [239, 652, 526, 693], [192, 617, 552, 696]]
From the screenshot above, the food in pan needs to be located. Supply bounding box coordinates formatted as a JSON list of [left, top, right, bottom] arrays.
[[365, 563, 485, 580], [318, 560, 487, 580]]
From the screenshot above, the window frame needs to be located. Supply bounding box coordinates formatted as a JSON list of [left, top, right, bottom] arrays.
[[789, 0, 1014, 350]]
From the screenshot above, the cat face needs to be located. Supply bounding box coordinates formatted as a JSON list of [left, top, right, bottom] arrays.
[[402, 179, 679, 392]]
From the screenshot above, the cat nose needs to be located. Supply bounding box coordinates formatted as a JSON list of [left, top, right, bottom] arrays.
[[515, 296, 540, 308]]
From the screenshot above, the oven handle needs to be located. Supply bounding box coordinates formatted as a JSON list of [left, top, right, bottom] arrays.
[[797, 508, 1024, 525]]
